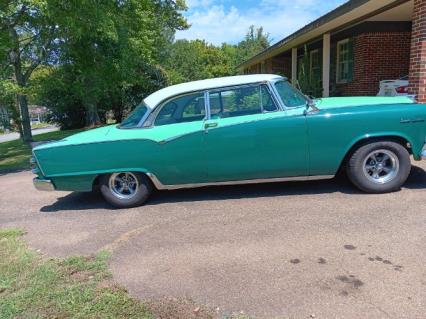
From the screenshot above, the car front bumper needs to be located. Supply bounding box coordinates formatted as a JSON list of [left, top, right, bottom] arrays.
[[33, 178, 55, 191]]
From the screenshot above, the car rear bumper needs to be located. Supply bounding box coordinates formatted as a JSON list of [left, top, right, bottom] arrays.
[[33, 178, 55, 191]]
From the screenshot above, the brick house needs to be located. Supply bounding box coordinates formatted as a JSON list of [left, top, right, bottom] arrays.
[[239, 0, 426, 102]]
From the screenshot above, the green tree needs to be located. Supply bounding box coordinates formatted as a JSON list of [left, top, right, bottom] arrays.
[[0, 79, 20, 133], [163, 26, 271, 84], [49, 0, 187, 126], [0, 0, 60, 142], [164, 39, 237, 84], [235, 25, 271, 66], [1, 0, 188, 135]]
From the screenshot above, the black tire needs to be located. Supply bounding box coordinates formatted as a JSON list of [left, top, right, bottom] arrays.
[[346, 141, 411, 193], [100, 172, 153, 208]]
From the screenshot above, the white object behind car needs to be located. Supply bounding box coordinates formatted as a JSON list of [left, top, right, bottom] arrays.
[[377, 76, 409, 97]]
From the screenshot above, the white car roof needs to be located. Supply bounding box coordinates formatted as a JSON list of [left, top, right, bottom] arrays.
[[143, 74, 285, 109]]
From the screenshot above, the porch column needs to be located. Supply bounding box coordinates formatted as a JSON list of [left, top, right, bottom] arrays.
[[322, 33, 331, 97], [408, 0, 426, 103], [291, 47, 298, 84]]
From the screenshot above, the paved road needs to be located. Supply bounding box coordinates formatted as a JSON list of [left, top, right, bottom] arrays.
[[1, 163, 425, 318], [0, 126, 59, 143]]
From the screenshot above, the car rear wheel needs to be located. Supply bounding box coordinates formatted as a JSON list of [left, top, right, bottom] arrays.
[[100, 172, 153, 208], [346, 141, 411, 193]]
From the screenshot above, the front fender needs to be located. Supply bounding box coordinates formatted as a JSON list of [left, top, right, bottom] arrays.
[[344, 131, 417, 160]]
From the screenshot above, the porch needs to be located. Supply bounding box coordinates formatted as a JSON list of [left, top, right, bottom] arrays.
[[240, 0, 426, 102]]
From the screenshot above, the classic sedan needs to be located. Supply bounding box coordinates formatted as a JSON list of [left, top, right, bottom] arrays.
[[32, 74, 426, 208]]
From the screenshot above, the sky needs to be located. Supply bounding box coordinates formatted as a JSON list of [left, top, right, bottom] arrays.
[[175, 0, 348, 45]]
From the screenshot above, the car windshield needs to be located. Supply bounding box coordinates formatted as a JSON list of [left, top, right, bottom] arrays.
[[119, 103, 149, 129], [274, 80, 307, 108]]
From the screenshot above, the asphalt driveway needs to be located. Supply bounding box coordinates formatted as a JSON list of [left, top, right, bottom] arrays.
[[1, 163, 425, 318]]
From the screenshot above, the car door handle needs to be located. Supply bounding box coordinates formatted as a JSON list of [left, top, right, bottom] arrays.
[[204, 122, 218, 129]]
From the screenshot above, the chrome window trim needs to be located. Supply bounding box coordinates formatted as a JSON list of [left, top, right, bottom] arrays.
[[148, 90, 208, 128], [271, 79, 308, 110], [205, 91, 211, 120], [146, 172, 335, 190], [117, 103, 152, 130], [136, 106, 152, 128], [142, 80, 284, 127], [267, 80, 286, 111], [206, 81, 281, 118]]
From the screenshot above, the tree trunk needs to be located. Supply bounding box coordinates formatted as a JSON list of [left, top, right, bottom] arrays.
[[14, 96, 23, 139], [9, 27, 33, 143], [17, 94, 32, 142], [85, 102, 101, 127], [112, 104, 124, 123]]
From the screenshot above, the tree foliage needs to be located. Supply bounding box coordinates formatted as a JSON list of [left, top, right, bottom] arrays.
[[235, 25, 270, 65], [1, 0, 270, 134], [163, 39, 236, 84], [0, 0, 187, 137], [0, 0, 62, 141], [163, 26, 271, 85]]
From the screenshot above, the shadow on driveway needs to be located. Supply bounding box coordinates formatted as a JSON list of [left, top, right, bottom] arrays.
[[40, 165, 426, 213]]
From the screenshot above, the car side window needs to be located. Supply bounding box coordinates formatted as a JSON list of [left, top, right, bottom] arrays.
[[209, 84, 277, 119], [154, 93, 206, 126]]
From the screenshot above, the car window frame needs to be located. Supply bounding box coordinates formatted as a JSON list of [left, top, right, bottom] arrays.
[[272, 79, 308, 110], [145, 81, 285, 128], [146, 91, 209, 128], [206, 82, 281, 120]]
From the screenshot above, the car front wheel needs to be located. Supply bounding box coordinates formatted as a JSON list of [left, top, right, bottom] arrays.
[[100, 172, 153, 208], [346, 141, 411, 193]]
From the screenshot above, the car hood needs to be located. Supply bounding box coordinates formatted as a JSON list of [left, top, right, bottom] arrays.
[[314, 96, 414, 110]]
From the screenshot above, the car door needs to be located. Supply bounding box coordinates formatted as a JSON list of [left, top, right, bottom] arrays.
[[148, 91, 208, 185], [203, 83, 309, 182]]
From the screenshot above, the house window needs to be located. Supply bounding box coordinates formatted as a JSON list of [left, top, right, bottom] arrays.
[[310, 49, 321, 83], [260, 61, 266, 73], [336, 39, 354, 83]]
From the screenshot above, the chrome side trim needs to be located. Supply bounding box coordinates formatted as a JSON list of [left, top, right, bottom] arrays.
[[158, 130, 203, 144], [146, 173, 335, 190], [33, 178, 55, 191]]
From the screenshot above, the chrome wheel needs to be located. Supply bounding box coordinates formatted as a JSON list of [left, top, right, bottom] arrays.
[[362, 149, 399, 184], [108, 172, 139, 200]]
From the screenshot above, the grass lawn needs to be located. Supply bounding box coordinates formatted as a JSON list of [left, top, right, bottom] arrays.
[[0, 229, 253, 319], [0, 129, 84, 173], [0, 228, 152, 319]]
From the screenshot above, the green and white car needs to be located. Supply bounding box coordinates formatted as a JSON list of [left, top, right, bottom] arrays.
[[32, 75, 426, 208]]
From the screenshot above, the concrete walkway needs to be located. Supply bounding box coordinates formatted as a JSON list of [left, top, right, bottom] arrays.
[[0, 126, 59, 143]]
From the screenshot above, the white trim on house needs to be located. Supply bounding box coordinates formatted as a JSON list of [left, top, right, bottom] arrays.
[[322, 33, 331, 97], [291, 48, 298, 84], [309, 49, 320, 82], [336, 38, 352, 84]]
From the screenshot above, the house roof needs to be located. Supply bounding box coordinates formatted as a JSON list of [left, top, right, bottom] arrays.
[[238, 0, 409, 70], [143, 74, 285, 108]]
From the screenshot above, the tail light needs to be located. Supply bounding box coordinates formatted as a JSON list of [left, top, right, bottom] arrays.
[[395, 86, 408, 94]]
